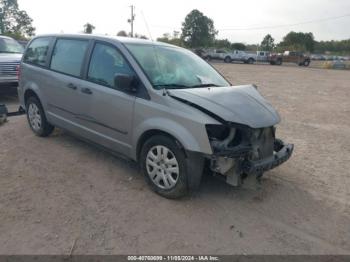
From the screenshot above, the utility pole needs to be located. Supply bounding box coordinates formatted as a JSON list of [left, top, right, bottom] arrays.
[[128, 5, 135, 37]]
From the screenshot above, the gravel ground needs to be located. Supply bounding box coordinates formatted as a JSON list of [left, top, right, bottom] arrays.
[[0, 64, 349, 255]]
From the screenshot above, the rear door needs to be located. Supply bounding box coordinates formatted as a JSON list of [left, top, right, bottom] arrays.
[[44, 38, 91, 133]]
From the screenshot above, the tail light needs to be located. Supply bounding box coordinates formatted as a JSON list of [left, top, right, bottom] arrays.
[[16, 64, 21, 80]]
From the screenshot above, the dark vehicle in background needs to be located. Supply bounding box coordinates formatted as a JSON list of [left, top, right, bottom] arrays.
[[282, 51, 310, 66], [0, 36, 24, 87], [268, 53, 283, 65]]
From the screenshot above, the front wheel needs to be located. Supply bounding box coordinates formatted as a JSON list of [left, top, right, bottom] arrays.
[[140, 135, 188, 199], [26, 96, 54, 137], [303, 60, 310, 66]]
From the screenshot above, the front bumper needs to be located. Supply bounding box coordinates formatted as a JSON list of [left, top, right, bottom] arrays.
[[241, 142, 294, 174], [209, 137, 294, 186]]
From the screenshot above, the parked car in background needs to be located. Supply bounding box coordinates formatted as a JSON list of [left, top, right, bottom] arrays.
[[203, 49, 228, 61], [268, 53, 283, 65], [311, 54, 326, 61], [204, 49, 256, 64], [0, 36, 24, 87], [281, 51, 311, 66], [18, 34, 293, 198]]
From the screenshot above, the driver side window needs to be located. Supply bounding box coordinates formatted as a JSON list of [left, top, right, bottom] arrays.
[[88, 43, 133, 89]]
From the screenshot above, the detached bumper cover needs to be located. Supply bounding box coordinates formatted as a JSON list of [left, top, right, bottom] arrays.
[[242, 142, 294, 174]]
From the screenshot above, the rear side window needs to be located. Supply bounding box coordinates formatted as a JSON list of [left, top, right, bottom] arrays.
[[23, 37, 51, 66], [50, 39, 88, 77], [87, 43, 134, 88]]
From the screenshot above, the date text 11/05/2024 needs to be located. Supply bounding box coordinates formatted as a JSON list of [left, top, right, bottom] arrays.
[[127, 255, 219, 261]]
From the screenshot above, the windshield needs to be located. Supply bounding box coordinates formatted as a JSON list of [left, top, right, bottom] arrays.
[[0, 38, 24, 54], [124, 43, 230, 89]]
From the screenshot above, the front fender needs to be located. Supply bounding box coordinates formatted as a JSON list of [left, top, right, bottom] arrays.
[[131, 117, 212, 160]]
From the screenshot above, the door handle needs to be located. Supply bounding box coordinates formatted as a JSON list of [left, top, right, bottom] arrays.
[[67, 83, 77, 90], [81, 87, 93, 95]]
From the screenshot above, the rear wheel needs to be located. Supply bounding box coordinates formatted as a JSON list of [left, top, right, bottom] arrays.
[[205, 56, 212, 62], [224, 56, 232, 63], [276, 59, 282, 65], [303, 60, 310, 66], [248, 58, 255, 64], [26, 96, 54, 137], [140, 135, 188, 199]]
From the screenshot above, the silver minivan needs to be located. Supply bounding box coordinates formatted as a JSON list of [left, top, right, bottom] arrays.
[[18, 34, 293, 198]]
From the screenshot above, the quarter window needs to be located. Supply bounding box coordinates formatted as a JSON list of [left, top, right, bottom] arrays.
[[88, 43, 133, 88], [50, 39, 89, 77], [23, 37, 51, 66]]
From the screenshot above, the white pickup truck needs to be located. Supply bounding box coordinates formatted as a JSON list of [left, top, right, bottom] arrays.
[[204, 50, 270, 64]]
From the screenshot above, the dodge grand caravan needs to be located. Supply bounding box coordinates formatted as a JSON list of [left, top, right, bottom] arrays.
[[18, 34, 293, 198]]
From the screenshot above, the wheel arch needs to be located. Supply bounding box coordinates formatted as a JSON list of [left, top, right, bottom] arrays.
[[24, 89, 40, 106], [136, 129, 185, 162]]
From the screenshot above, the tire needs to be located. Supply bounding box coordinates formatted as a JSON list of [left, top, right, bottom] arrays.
[[26, 96, 54, 137], [205, 56, 211, 62], [248, 58, 255, 64], [276, 59, 282, 65], [224, 56, 232, 63], [140, 135, 188, 199], [303, 60, 310, 66], [270, 61, 275, 65]]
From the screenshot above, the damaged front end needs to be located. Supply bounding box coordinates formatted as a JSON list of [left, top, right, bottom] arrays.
[[206, 124, 293, 186]]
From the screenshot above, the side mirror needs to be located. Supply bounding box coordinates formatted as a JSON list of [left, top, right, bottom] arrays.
[[114, 74, 138, 93]]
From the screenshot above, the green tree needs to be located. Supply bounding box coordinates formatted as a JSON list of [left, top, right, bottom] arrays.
[[157, 32, 183, 47], [260, 34, 275, 51], [213, 39, 231, 49], [0, 0, 35, 39], [278, 31, 315, 52], [117, 30, 128, 37], [231, 42, 246, 50], [83, 23, 95, 34], [181, 9, 217, 48], [314, 39, 350, 55]]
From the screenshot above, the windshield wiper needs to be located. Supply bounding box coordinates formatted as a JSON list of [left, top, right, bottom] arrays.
[[153, 84, 190, 89], [190, 83, 219, 88]]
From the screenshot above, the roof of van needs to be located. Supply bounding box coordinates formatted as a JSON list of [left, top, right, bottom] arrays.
[[32, 33, 177, 47]]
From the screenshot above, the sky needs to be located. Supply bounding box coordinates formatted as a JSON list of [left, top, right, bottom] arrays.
[[18, 0, 350, 44]]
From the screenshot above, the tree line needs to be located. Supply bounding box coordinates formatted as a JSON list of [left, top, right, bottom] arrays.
[[157, 9, 350, 55]]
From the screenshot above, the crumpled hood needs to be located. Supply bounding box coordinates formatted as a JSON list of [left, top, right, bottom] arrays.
[[168, 85, 280, 128]]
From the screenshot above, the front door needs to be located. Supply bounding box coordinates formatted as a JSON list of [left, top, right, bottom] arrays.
[[79, 42, 136, 155]]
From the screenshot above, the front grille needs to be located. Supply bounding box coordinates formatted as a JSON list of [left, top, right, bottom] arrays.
[[0, 61, 20, 76]]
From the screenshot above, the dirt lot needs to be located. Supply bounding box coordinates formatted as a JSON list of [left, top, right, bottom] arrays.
[[0, 64, 349, 255]]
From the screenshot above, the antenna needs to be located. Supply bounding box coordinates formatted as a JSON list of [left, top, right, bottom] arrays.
[[140, 10, 153, 41]]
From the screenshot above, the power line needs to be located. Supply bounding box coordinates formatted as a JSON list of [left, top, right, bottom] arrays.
[[149, 13, 350, 32], [218, 13, 350, 31]]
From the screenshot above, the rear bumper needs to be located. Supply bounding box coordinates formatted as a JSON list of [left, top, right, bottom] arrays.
[[242, 141, 294, 174], [0, 77, 18, 87]]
